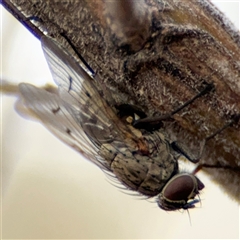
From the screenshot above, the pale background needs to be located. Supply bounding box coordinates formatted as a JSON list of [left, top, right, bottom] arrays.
[[1, 1, 240, 239]]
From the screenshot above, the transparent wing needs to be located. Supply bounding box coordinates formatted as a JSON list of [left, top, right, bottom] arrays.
[[41, 36, 137, 147], [18, 83, 107, 170], [18, 36, 142, 172]]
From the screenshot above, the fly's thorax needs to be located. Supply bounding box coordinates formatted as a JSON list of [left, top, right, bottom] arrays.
[[157, 173, 205, 211], [99, 141, 137, 168], [99, 130, 178, 196], [97, 122, 144, 166]]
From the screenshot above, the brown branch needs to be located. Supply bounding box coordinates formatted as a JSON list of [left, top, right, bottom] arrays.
[[2, 0, 240, 202]]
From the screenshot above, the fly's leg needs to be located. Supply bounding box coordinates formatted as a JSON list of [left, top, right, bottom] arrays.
[[117, 83, 214, 131], [204, 114, 240, 141], [191, 114, 240, 172], [170, 140, 205, 164], [133, 83, 214, 130], [193, 163, 240, 173], [117, 83, 238, 166], [172, 114, 240, 164]]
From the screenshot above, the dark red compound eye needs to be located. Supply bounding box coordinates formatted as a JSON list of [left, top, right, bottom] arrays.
[[157, 173, 204, 211]]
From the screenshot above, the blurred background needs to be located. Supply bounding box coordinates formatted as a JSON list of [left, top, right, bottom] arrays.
[[1, 1, 240, 239]]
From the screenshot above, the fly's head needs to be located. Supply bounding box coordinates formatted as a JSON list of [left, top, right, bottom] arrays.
[[157, 173, 204, 211]]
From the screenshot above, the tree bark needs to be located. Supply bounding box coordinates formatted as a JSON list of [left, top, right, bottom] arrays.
[[2, 0, 240, 201]]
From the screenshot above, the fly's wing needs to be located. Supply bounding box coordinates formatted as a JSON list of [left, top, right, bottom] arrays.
[[18, 36, 139, 171], [41, 36, 136, 147], [18, 83, 106, 170]]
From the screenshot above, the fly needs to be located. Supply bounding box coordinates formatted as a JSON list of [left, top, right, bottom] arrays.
[[15, 35, 236, 211]]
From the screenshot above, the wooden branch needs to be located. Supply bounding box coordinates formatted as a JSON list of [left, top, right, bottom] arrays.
[[2, 0, 240, 202]]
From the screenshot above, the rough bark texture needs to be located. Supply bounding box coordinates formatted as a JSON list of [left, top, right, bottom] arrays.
[[2, 0, 240, 201]]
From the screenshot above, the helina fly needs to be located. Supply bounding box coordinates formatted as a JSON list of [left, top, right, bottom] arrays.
[[17, 36, 205, 211]]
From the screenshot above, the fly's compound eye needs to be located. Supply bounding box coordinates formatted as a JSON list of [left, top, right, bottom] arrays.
[[157, 173, 205, 211]]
